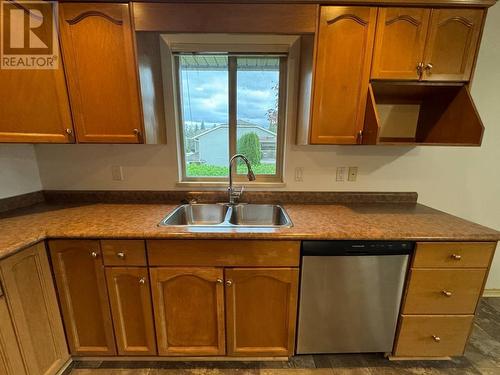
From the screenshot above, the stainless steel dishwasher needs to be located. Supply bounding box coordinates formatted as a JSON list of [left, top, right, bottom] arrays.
[[297, 241, 413, 354]]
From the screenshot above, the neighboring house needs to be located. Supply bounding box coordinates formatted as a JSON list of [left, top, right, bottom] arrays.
[[189, 120, 277, 166]]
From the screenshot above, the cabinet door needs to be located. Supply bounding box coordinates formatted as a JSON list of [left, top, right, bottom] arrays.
[[0, 286, 27, 375], [371, 8, 430, 80], [106, 267, 156, 355], [310, 7, 377, 144], [60, 3, 143, 143], [225, 268, 299, 356], [0, 242, 69, 375], [0, 6, 73, 143], [150, 267, 225, 356], [49, 240, 116, 356], [423, 9, 484, 81]]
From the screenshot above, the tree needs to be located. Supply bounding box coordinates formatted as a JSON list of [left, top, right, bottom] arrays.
[[237, 132, 262, 165], [200, 120, 206, 130], [266, 82, 279, 134]]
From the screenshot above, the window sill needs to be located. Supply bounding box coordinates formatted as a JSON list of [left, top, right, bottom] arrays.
[[176, 181, 287, 189]]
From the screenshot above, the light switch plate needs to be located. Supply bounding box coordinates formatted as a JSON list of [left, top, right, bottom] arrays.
[[348, 167, 358, 182], [111, 166, 124, 181], [336, 167, 346, 182]]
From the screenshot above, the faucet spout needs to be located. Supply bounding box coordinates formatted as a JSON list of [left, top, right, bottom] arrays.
[[228, 154, 256, 205]]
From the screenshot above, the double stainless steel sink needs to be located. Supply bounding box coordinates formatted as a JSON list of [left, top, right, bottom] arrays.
[[159, 203, 293, 228]]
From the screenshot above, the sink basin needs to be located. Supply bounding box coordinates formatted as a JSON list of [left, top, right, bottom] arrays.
[[160, 204, 229, 226], [229, 204, 292, 227], [159, 204, 292, 228]]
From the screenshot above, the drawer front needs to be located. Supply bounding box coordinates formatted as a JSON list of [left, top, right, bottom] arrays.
[[413, 242, 495, 268], [403, 269, 486, 314], [102, 240, 147, 266], [147, 240, 300, 267], [395, 315, 474, 357]]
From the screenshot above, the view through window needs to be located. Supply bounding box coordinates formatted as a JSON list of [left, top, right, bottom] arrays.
[[177, 54, 284, 180]]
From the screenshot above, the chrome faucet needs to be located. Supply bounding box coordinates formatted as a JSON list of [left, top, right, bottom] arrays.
[[228, 154, 256, 205]]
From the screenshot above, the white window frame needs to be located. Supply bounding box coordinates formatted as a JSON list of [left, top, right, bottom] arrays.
[[160, 34, 301, 185]]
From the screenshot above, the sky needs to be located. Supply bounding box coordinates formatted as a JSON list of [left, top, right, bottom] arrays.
[[179, 61, 279, 128]]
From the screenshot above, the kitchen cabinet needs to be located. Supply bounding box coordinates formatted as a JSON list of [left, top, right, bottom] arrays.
[[49, 240, 116, 356], [372, 8, 484, 81], [0, 242, 69, 374], [225, 268, 299, 356], [310, 6, 377, 144], [393, 241, 494, 358], [371, 8, 431, 80], [59, 3, 144, 143], [106, 267, 156, 356], [150, 267, 226, 356], [0, 4, 73, 143], [0, 289, 26, 375]]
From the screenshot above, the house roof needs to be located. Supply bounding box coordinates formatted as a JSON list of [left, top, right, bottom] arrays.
[[191, 121, 277, 140]]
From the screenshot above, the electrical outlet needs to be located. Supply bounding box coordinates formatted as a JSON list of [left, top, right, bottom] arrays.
[[348, 167, 358, 182], [295, 167, 303, 182], [111, 166, 124, 181], [336, 167, 346, 182]]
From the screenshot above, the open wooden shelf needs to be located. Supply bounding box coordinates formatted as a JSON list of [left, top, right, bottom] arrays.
[[363, 81, 484, 146]]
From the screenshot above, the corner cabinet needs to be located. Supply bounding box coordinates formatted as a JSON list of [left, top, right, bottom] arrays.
[[49, 240, 116, 356], [0, 242, 69, 375], [59, 3, 144, 143]]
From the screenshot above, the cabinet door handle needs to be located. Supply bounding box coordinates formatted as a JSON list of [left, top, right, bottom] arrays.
[[65, 128, 73, 135], [451, 254, 462, 260], [116, 252, 126, 259], [357, 130, 363, 144], [416, 62, 424, 80], [425, 63, 434, 74], [442, 290, 453, 297], [133, 128, 141, 135], [432, 335, 441, 343], [216, 278, 224, 284], [139, 277, 146, 285], [225, 280, 233, 287], [90, 251, 99, 258]]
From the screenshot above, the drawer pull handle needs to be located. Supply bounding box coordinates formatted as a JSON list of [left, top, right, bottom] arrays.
[[451, 254, 462, 260], [139, 277, 146, 285], [432, 335, 441, 343], [216, 278, 223, 284], [225, 280, 233, 287], [117, 252, 126, 259], [442, 290, 453, 297], [90, 251, 99, 258]]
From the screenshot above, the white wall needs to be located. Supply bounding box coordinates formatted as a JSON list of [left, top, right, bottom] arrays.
[[34, 6, 500, 288], [0, 145, 42, 199]]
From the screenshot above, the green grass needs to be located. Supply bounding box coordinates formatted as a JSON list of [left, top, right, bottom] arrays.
[[187, 163, 276, 177]]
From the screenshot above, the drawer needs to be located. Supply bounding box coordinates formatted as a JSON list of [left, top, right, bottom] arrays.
[[413, 242, 495, 268], [403, 268, 486, 314], [394, 315, 474, 357], [101, 240, 147, 266], [147, 240, 300, 267]]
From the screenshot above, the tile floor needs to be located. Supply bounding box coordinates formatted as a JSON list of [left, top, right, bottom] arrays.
[[69, 298, 500, 375]]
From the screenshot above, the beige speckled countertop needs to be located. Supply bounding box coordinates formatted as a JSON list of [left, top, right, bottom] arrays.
[[0, 202, 498, 260]]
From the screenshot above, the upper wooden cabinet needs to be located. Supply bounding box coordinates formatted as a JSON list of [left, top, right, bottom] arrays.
[[225, 268, 299, 357], [0, 4, 73, 144], [49, 240, 116, 356], [372, 8, 431, 80], [423, 9, 484, 81], [310, 6, 377, 144], [0, 243, 69, 375], [372, 8, 484, 81], [59, 3, 144, 143]]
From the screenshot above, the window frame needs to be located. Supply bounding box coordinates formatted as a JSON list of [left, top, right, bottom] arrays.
[[160, 34, 301, 184]]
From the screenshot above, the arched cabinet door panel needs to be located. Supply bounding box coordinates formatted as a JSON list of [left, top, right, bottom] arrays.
[[150, 267, 226, 356], [423, 9, 484, 82], [225, 268, 299, 356], [59, 3, 144, 143], [310, 6, 377, 145], [372, 8, 431, 80]]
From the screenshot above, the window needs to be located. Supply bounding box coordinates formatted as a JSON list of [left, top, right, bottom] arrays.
[[161, 34, 299, 183]]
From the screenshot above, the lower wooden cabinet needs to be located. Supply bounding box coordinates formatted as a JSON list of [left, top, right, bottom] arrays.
[[49, 240, 116, 356], [0, 242, 69, 375], [150, 267, 226, 356], [225, 268, 299, 356], [106, 267, 156, 355]]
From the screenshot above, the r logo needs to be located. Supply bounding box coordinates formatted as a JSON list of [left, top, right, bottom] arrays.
[[1, 1, 58, 69]]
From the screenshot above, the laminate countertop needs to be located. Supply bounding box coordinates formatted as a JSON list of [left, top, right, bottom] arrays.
[[0, 202, 498, 260]]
